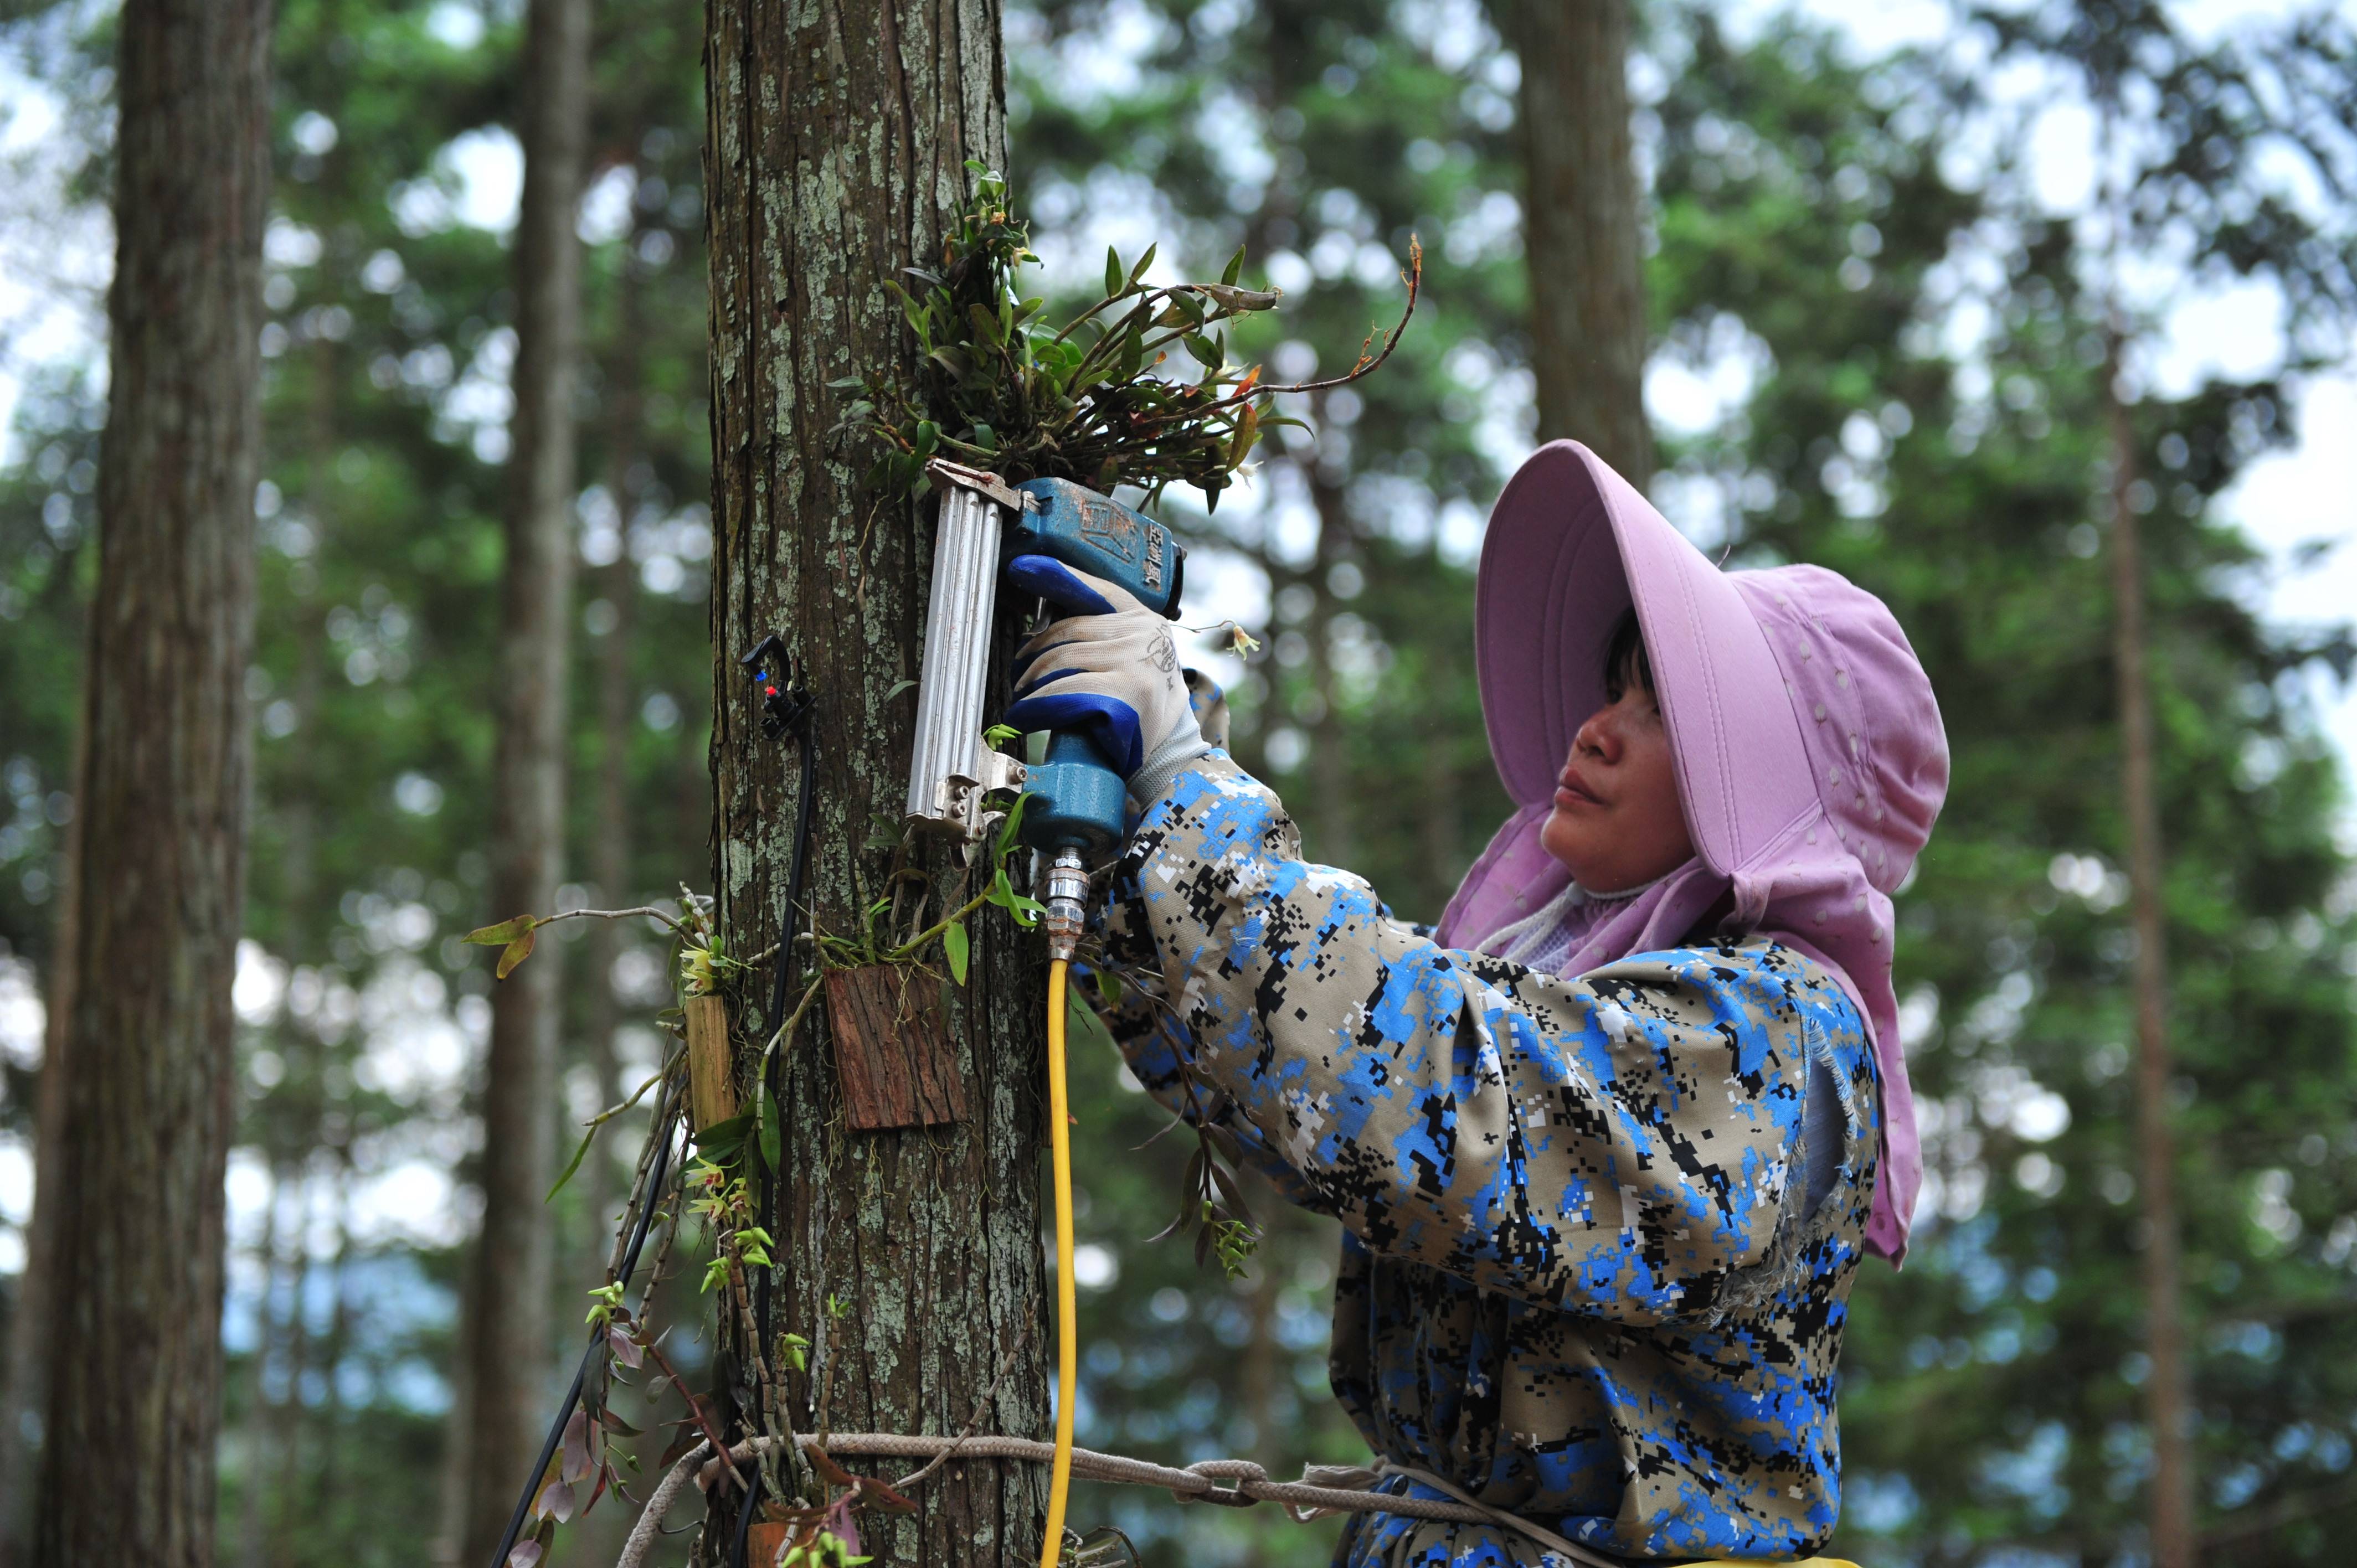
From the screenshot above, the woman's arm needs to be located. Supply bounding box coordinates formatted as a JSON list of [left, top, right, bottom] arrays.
[[1093, 895, 1331, 1214], [1099, 753, 1864, 1324]]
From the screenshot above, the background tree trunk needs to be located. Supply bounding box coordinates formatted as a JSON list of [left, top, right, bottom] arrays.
[[0, 719, 84, 1568], [1498, 0, 1654, 480], [1303, 458, 1356, 868], [2106, 332, 2195, 1568], [458, 0, 591, 1558], [703, 2, 1048, 1561], [28, 0, 270, 1561], [578, 231, 647, 1272]]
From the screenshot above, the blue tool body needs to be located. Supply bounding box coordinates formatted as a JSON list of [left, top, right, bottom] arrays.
[[1007, 477, 1187, 862]]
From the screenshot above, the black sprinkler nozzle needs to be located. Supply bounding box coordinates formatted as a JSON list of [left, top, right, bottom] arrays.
[[738, 631, 814, 741]]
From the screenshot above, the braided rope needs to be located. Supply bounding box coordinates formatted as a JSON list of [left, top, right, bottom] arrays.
[[620, 1433, 1854, 1568], [615, 1440, 710, 1568], [724, 1431, 1473, 1520], [672, 1432, 1621, 1566]]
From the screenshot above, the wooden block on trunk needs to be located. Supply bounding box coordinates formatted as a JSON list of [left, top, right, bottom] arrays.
[[825, 964, 967, 1131], [747, 1521, 790, 1565], [683, 992, 737, 1132]]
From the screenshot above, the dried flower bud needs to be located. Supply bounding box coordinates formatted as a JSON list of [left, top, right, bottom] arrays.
[[1200, 283, 1282, 312]]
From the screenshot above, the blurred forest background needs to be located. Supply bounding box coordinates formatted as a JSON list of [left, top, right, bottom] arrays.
[[3, 0, 2356, 1565]]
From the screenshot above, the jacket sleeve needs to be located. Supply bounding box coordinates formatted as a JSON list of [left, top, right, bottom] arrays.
[[1094, 753, 1862, 1324], [1095, 884, 1330, 1215]]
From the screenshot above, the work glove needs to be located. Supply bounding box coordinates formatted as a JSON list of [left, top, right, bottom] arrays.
[[1002, 554, 1214, 806]]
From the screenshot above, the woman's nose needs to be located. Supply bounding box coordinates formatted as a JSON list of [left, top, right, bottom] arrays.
[[1573, 708, 1620, 763]]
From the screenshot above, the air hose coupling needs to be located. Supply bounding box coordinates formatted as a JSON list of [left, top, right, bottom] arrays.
[[1042, 848, 1089, 963]]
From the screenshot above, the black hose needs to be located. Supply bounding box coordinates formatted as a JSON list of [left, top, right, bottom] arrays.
[[487, 1080, 682, 1568], [488, 638, 815, 1568], [733, 716, 819, 1568]]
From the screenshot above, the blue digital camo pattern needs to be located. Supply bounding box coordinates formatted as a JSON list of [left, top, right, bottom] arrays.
[[1098, 756, 1882, 1564]]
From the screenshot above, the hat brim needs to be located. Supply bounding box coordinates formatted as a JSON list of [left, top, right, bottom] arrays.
[[1475, 442, 1817, 878]]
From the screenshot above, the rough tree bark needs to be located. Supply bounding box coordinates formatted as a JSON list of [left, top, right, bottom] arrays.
[[704, 2, 1048, 1561], [1497, 0, 1654, 480], [28, 0, 270, 1562], [2106, 333, 2194, 1568], [459, 0, 591, 1558]]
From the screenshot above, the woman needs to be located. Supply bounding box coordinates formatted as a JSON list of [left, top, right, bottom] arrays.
[[1003, 442, 1948, 1565]]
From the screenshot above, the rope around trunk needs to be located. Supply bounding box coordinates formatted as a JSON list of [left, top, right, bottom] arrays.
[[663, 1432, 1624, 1567], [619, 1435, 1869, 1568], [616, 1440, 711, 1568]]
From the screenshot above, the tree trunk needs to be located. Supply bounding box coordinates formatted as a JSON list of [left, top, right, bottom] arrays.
[[1498, 0, 1654, 481], [0, 718, 83, 1568], [1303, 459, 1356, 867], [703, 3, 1048, 1561], [458, 0, 591, 1559], [580, 241, 646, 1263], [2106, 333, 2194, 1568], [28, 0, 269, 1561]]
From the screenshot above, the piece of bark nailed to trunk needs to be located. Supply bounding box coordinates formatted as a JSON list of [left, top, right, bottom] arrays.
[[827, 966, 968, 1131]]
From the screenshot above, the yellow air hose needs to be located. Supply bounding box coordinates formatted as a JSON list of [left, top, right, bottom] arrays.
[[1039, 958, 1079, 1566]]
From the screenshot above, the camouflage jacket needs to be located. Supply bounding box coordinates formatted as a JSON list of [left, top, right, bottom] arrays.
[[1099, 755, 1882, 1564]]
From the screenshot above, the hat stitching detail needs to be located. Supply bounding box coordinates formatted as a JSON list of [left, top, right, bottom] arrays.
[[1537, 504, 1591, 804], [1669, 525, 1740, 870]]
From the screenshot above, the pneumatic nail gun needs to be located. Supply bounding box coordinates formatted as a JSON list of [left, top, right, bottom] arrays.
[[903, 458, 1187, 957]]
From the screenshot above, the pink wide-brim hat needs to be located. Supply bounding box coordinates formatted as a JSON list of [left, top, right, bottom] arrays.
[[1479, 448, 1814, 868], [1466, 441, 1948, 1261]]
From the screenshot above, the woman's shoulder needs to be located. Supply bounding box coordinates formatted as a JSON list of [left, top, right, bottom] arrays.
[[1578, 936, 1869, 1046]]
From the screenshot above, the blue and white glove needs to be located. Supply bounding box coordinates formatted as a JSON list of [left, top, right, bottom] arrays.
[[1002, 554, 1214, 806]]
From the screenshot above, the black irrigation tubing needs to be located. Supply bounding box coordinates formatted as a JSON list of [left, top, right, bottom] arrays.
[[488, 1078, 683, 1568], [732, 637, 820, 1568]]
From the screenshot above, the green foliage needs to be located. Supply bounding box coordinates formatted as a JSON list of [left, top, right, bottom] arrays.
[[0, 0, 2349, 1562], [839, 163, 1286, 508], [776, 1528, 871, 1567], [840, 163, 1419, 510], [0, 365, 99, 996], [987, 863, 1048, 930], [4, 0, 704, 1560], [1645, 9, 2357, 1561], [813, 790, 1039, 976], [688, 1157, 770, 1292], [1014, 4, 2357, 1564], [582, 1281, 624, 1328]]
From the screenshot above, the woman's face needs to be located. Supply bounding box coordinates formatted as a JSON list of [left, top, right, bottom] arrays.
[[1539, 677, 1696, 892]]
